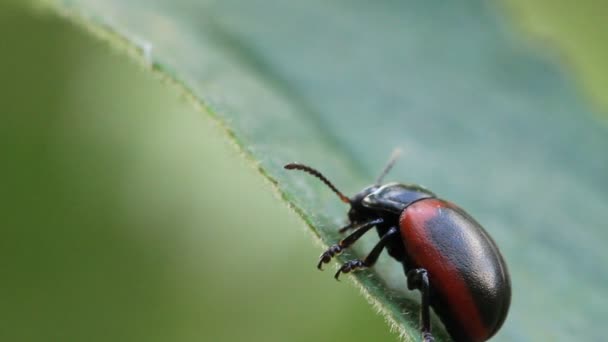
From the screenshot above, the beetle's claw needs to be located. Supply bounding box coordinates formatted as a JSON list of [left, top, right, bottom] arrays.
[[334, 268, 346, 280], [334, 259, 366, 280], [317, 254, 330, 270], [317, 244, 343, 270], [317, 257, 327, 270]]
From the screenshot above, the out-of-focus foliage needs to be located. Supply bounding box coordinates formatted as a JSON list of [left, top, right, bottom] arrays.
[[505, 1, 608, 114]]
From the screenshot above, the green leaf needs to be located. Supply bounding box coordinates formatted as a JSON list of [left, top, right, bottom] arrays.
[[37, 0, 608, 341]]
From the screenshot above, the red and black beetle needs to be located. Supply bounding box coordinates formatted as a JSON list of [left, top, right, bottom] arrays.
[[284, 152, 511, 342]]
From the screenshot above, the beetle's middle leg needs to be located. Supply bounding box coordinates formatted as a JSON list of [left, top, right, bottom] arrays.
[[334, 227, 398, 279], [407, 268, 434, 342]]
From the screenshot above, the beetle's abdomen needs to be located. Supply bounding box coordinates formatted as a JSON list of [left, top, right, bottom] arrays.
[[399, 199, 510, 342]]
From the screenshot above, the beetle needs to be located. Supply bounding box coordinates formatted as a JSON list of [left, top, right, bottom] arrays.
[[284, 152, 511, 342]]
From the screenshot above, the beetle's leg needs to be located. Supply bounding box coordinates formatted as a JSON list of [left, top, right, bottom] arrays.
[[334, 227, 398, 280], [407, 268, 434, 342], [338, 223, 354, 233], [317, 217, 383, 270]]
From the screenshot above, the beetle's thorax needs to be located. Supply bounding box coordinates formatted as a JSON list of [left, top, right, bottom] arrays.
[[362, 182, 436, 214]]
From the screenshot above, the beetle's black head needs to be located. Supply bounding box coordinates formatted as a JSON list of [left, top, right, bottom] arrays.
[[347, 185, 380, 224]]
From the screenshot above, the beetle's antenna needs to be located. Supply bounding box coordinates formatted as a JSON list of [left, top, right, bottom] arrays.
[[284, 163, 351, 204], [376, 148, 402, 185]]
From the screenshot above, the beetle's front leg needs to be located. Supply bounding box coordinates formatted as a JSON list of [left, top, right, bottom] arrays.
[[317, 217, 383, 270]]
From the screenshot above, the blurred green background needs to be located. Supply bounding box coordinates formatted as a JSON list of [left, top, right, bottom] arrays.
[[2, 1, 607, 342], [0, 3, 395, 342]]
